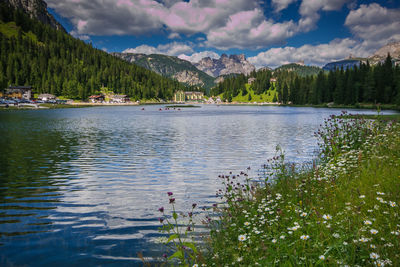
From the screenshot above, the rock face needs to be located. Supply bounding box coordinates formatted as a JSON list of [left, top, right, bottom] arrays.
[[194, 54, 255, 77], [2, 0, 65, 31], [173, 70, 203, 86], [369, 41, 400, 64], [112, 53, 215, 89]]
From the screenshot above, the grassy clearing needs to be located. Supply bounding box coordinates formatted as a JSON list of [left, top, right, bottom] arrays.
[[157, 113, 400, 266], [219, 84, 278, 103]]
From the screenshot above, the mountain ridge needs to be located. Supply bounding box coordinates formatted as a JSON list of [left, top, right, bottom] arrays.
[[0, 0, 65, 31], [194, 54, 255, 78], [112, 52, 215, 89]]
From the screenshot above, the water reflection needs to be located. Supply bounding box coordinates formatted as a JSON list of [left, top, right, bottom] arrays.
[[0, 106, 395, 266]]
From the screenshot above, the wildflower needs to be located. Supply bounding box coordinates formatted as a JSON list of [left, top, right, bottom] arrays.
[[158, 207, 164, 213], [319, 255, 325, 260], [376, 192, 385, 195], [370, 252, 380, 260], [370, 244, 376, 248], [238, 234, 247, 242], [272, 239, 277, 243], [244, 222, 250, 226], [237, 257, 243, 262], [359, 237, 368, 243], [359, 195, 366, 198], [364, 220, 372, 225], [167, 192, 173, 196], [300, 235, 310, 240], [192, 203, 197, 209], [169, 198, 175, 204], [300, 212, 307, 217], [333, 233, 340, 238], [322, 214, 332, 220], [159, 218, 164, 223], [343, 241, 348, 245], [280, 235, 285, 239], [389, 201, 397, 207], [193, 264, 199, 267], [370, 229, 378, 235]]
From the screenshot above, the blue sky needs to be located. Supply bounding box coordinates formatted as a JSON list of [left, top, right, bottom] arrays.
[[46, 0, 400, 68]]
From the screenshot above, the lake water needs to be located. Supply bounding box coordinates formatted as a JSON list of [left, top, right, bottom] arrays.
[[0, 105, 395, 266]]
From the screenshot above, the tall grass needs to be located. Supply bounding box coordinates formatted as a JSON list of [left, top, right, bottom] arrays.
[[158, 113, 400, 266]]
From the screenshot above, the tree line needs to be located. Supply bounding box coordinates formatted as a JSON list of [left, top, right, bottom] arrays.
[[211, 55, 400, 106], [0, 3, 186, 100]]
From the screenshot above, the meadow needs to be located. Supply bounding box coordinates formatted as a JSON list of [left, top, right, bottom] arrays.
[[157, 112, 400, 266]]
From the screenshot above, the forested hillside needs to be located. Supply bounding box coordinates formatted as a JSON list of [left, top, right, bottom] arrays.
[[212, 55, 400, 106], [0, 3, 185, 100]]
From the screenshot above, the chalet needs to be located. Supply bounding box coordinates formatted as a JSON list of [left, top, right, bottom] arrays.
[[111, 95, 130, 103], [37, 94, 56, 101], [89, 95, 105, 103], [3, 86, 32, 100], [248, 77, 256, 84]]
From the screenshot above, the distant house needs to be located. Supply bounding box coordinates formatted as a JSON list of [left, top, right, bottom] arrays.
[[89, 95, 105, 103], [111, 95, 130, 103], [37, 94, 56, 101], [248, 77, 256, 84], [4, 86, 33, 100], [174, 90, 204, 102]]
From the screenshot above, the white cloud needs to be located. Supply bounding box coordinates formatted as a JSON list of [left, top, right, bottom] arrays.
[[123, 42, 194, 56], [248, 38, 368, 69], [206, 8, 296, 50], [298, 0, 351, 31], [345, 3, 400, 52], [271, 0, 296, 12], [178, 51, 220, 63], [168, 32, 181, 39]]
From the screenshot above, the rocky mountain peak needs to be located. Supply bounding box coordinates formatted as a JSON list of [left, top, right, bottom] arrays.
[[2, 0, 65, 31], [194, 54, 255, 77]]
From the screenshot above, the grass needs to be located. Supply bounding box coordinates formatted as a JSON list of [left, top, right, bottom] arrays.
[[0, 21, 42, 45], [157, 113, 400, 266], [219, 84, 278, 103]]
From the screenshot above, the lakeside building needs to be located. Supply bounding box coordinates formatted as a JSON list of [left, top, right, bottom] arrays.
[[2, 86, 32, 100], [110, 95, 130, 103], [174, 90, 204, 102], [248, 77, 256, 84], [89, 94, 105, 103], [37, 94, 56, 101]]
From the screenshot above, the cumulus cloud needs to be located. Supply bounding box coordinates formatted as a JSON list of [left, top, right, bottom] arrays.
[[298, 0, 352, 31], [46, 0, 300, 50], [178, 51, 220, 63], [206, 8, 296, 50], [123, 42, 194, 56], [271, 0, 296, 12], [345, 3, 400, 51], [46, 0, 164, 35], [248, 38, 368, 69]]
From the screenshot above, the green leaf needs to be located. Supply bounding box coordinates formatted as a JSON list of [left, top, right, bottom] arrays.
[[168, 250, 184, 260], [167, 234, 179, 244], [173, 212, 178, 220]]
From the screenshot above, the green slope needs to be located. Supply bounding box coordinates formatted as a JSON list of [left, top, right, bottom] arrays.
[[0, 2, 186, 100]]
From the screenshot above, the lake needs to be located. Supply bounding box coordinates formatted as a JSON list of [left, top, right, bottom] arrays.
[[0, 105, 394, 266]]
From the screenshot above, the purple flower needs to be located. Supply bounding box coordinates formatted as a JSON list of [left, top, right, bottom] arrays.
[[187, 226, 192, 231], [192, 203, 197, 209], [158, 207, 164, 213], [188, 212, 193, 217], [159, 218, 164, 223], [163, 253, 167, 258], [167, 192, 173, 196], [169, 198, 175, 204]]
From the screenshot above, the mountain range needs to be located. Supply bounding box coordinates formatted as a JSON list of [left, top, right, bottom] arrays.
[[112, 53, 215, 89]]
